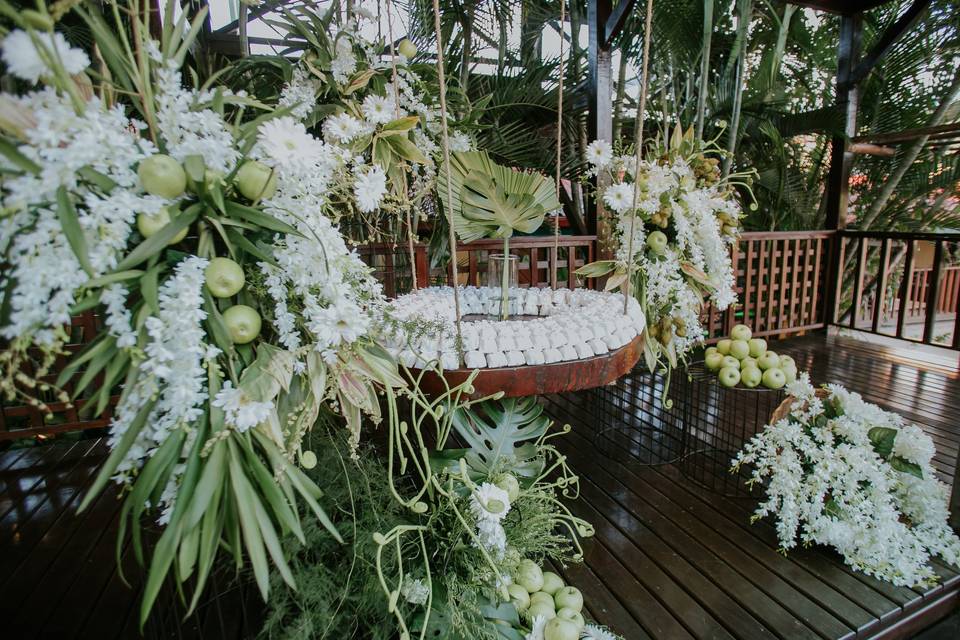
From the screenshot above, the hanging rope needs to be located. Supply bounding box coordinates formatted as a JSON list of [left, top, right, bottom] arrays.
[[623, 0, 654, 315], [430, 0, 465, 362], [552, 0, 566, 290], [384, 0, 419, 290]]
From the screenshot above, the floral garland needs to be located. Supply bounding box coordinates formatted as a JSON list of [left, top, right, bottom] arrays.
[[733, 374, 960, 586], [580, 127, 748, 376]]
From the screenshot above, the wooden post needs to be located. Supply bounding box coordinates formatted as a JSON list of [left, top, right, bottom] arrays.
[[587, 0, 612, 240], [823, 13, 862, 326]]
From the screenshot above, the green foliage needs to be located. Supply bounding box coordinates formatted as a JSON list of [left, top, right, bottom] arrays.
[[451, 396, 551, 478], [439, 150, 560, 242]]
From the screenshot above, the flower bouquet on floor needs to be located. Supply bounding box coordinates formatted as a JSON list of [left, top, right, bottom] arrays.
[[732, 374, 960, 587], [578, 125, 750, 380]]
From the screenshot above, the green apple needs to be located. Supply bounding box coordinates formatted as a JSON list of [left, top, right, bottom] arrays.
[[646, 230, 669, 255], [526, 601, 557, 621], [748, 338, 767, 358], [556, 607, 585, 629], [716, 339, 732, 355], [495, 473, 521, 502], [223, 304, 262, 345], [730, 323, 752, 341], [507, 584, 530, 611], [705, 352, 725, 372], [398, 38, 418, 58], [757, 351, 780, 371], [544, 617, 581, 640], [136, 207, 188, 244], [721, 355, 740, 370], [705, 346, 718, 358], [541, 571, 564, 596], [205, 257, 245, 298], [740, 367, 762, 388], [299, 450, 317, 469], [235, 160, 277, 201], [781, 363, 798, 384], [516, 560, 544, 593], [138, 154, 187, 198], [779, 355, 796, 369], [554, 586, 583, 612], [729, 339, 750, 360], [718, 366, 741, 388], [530, 591, 557, 611], [762, 367, 786, 390], [740, 356, 758, 370]]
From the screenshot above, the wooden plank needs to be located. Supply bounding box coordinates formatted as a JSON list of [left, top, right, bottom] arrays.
[[851, 237, 868, 329], [757, 240, 769, 333], [872, 237, 890, 333], [811, 237, 824, 325], [744, 238, 756, 329], [897, 240, 915, 339], [923, 240, 944, 343]]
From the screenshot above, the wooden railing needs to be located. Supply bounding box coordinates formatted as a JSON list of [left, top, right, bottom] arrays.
[[703, 231, 833, 342], [834, 231, 960, 349]]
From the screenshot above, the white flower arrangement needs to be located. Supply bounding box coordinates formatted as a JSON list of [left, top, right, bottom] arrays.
[[579, 126, 748, 377], [385, 286, 646, 369], [733, 373, 960, 586]]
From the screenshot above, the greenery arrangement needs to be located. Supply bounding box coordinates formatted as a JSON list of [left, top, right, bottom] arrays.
[[0, 3, 617, 639]]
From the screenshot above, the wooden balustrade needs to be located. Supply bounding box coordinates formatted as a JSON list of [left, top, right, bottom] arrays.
[[833, 230, 960, 349]]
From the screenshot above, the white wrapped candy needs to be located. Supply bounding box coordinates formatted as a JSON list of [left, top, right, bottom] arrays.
[[464, 350, 486, 369], [575, 342, 594, 359], [533, 333, 551, 351], [440, 352, 460, 370], [561, 345, 579, 361], [548, 331, 568, 348], [524, 349, 545, 365], [506, 350, 525, 366], [544, 348, 562, 364], [497, 334, 517, 352], [588, 339, 608, 354], [486, 351, 508, 368], [514, 332, 534, 351]]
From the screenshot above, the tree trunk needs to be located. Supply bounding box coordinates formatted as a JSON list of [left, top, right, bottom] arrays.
[[461, 2, 475, 93], [612, 51, 629, 141], [722, 0, 752, 178]]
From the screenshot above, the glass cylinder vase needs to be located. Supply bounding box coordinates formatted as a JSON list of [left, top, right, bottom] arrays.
[[487, 253, 519, 320]]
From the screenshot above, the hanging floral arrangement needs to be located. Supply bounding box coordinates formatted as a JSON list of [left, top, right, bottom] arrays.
[[578, 126, 750, 380], [733, 374, 960, 587]]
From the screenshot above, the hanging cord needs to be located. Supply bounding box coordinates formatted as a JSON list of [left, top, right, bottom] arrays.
[[431, 0, 465, 363], [623, 0, 654, 315], [385, 0, 419, 290], [552, 0, 566, 290]]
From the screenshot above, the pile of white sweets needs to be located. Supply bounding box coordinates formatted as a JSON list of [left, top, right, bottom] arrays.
[[386, 286, 647, 370]]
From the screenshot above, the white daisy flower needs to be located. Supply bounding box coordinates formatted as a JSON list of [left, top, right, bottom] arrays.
[[257, 116, 322, 166], [362, 94, 396, 124], [450, 130, 473, 152], [2, 29, 90, 83], [585, 139, 613, 167], [353, 165, 388, 213], [602, 182, 635, 214], [323, 113, 366, 143]]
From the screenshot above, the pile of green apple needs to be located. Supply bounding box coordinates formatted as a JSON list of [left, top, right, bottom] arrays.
[[704, 324, 797, 390], [135, 153, 271, 347], [509, 560, 586, 640]]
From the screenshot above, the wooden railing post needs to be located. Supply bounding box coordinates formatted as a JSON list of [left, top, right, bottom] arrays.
[[923, 239, 944, 343]]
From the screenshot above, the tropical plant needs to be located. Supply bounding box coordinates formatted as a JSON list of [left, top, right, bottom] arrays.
[[440, 149, 560, 317]]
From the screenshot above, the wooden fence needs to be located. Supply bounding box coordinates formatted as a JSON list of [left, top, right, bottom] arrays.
[[834, 231, 960, 348]]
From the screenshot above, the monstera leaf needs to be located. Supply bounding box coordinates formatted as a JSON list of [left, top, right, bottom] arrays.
[[451, 397, 551, 478], [438, 151, 561, 242]]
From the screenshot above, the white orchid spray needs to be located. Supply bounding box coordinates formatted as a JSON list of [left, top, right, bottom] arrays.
[[579, 126, 753, 383], [733, 374, 960, 586]]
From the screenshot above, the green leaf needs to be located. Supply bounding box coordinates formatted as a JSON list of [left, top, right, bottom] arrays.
[[438, 151, 559, 243], [140, 264, 162, 315], [890, 456, 924, 479], [78, 166, 117, 193], [380, 115, 420, 134], [185, 441, 226, 528], [57, 187, 94, 276], [114, 205, 200, 272], [183, 155, 206, 184], [576, 260, 618, 278], [225, 228, 278, 267], [451, 397, 551, 478], [0, 137, 40, 173], [868, 426, 898, 459], [387, 135, 428, 165], [224, 201, 300, 236], [82, 270, 144, 289], [372, 137, 394, 170]]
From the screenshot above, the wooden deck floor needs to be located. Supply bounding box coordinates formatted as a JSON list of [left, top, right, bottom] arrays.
[[0, 332, 958, 639]]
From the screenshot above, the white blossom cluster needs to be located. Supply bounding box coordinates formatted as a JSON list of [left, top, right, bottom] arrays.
[[470, 482, 512, 559], [0, 88, 162, 345], [585, 139, 739, 359], [106, 256, 215, 522], [386, 286, 646, 370], [733, 374, 960, 586]]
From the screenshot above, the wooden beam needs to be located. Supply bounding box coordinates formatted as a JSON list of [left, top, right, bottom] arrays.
[[824, 13, 862, 231], [849, 142, 895, 157], [604, 0, 638, 46], [588, 0, 613, 236], [844, 0, 930, 89], [852, 121, 960, 145]]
